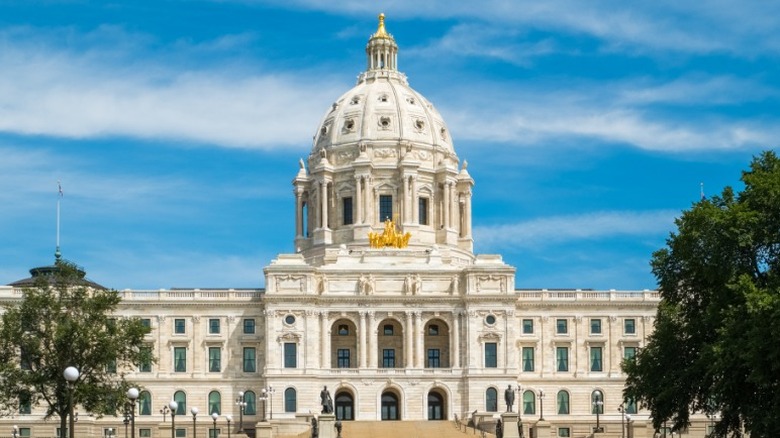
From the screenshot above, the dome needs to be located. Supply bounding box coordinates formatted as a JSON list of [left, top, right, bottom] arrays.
[[311, 15, 454, 155]]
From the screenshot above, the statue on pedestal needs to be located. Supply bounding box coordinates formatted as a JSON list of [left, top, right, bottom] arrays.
[[505, 385, 515, 412], [320, 386, 333, 414]]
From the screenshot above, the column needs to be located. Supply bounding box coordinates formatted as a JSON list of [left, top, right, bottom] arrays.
[[320, 311, 329, 369], [367, 312, 376, 368], [443, 182, 450, 228], [320, 181, 329, 229], [295, 191, 303, 237], [366, 178, 374, 224], [355, 176, 363, 224], [465, 190, 473, 237], [451, 183, 458, 231], [359, 312, 367, 368], [452, 311, 460, 368], [405, 312, 413, 368], [411, 176, 418, 224], [403, 176, 411, 223], [415, 312, 424, 368]]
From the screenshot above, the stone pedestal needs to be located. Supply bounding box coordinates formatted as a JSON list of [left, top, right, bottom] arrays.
[[628, 420, 647, 438], [256, 421, 273, 438], [318, 414, 336, 438], [501, 413, 520, 438], [533, 420, 551, 438]]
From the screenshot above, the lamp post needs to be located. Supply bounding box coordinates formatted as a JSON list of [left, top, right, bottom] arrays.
[[123, 407, 130, 438], [626, 414, 632, 438], [212, 412, 219, 438], [265, 386, 276, 420], [169, 400, 179, 438], [63, 366, 79, 438], [592, 390, 604, 433], [191, 407, 199, 438], [127, 387, 139, 438], [12, 425, 18, 438], [259, 390, 268, 422], [235, 391, 246, 431], [618, 403, 625, 438], [226, 415, 232, 438], [161, 405, 170, 422], [537, 389, 545, 421]]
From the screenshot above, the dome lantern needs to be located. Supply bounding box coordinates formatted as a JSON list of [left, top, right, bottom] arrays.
[[366, 13, 398, 71]]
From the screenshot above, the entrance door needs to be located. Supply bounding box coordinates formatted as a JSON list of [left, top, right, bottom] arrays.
[[335, 392, 354, 421], [428, 391, 445, 420], [381, 392, 399, 420]]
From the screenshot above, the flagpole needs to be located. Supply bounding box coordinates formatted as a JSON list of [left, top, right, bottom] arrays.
[[700, 182, 705, 201], [56, 181, 62, 261]]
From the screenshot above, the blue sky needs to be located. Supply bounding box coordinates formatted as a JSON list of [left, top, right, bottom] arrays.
[[1, 1, 777, 290]]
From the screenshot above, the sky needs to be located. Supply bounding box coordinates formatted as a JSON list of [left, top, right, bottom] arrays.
[[0, 1, 777, 291]]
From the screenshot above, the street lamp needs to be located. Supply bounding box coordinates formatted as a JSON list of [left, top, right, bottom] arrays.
[[212, 412, 219, 438], [12, 425, 18, 438], [191, 407, 199, 438], [258, 390, 268, 422], [265, 386, 276, 420], [537, 389, 545, 421], [618, 403, 625, 438], [63, 366, 79, 438], [626, 414, 632, 438], [592, 390, 604, 433], [169, 400, 179, 438], [226, 415, 232, 438], [123, 407, 130, 438], [161, 405, 170, 422], [127, 387, 139, 438], [235, 391, 246, 431]]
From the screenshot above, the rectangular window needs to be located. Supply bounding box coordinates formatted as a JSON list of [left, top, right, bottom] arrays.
[[19, 393, 31, 414], [558, 428, 571, 437], [209, 347, 221, 372], [522, 319, 534, 334], [383, 324, 394, 335], [141, 318, 151, 329], [208, 430, 221, 438], [284, 343, 297, 368], [591, 319, 602, 334], [243, 347, 256, 372], [556, 347, 569, 372], [174, 318, 186, 334], [243, 318, 256, 334], [174, 347, 187, 372], [624, 318, 636, 334], [427, 349, 441, 368], [590, 347, 603, 372], [176, 428, 187, 437], [625, 397, 637, 414], [624, 346, 637, 361], [139, 430, 152, 438], [484, 342, 497, 368], [556, 319, 568, 334], [337, 349, 350, 368], [522, 347, 535, 372], [209, 318, 220, 334], [382, 349, 395, 368], [18, 428, 31, 437], [379, 194, 393, 221], [343, 197, 353, 225], [418, 197, 429, 225], [139, 346, 152, 372]]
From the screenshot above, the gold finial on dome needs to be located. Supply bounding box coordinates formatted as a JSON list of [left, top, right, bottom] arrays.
[[372, 13, 392, 40]]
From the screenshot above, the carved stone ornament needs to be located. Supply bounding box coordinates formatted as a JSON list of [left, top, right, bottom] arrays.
[[373, 147, 397, 158], [277, 332, 301, 344]]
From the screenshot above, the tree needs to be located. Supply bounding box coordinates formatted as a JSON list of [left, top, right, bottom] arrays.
[[624, 151, 780, 437], [0, 260, 153, 435]]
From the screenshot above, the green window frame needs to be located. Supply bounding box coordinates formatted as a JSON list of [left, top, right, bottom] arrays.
[[522, 347, 534, 372], [243, 347, 256, 372], [590, 346, 603, 372], [556, 346, 569, 372], [174, 347, 187, 372], [209, 347, 221, 372]]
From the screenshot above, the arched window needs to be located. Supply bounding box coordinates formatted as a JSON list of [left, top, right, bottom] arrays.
[[625, 397, 637, 414], [485, 388, 498, 412], [173, 391, 186, 416], [523, 391, 536, 415], [139, 391, 152, 415], [285, 388, 297, 413], [591, 390, 604, 414], [557, 391, 570, 415], [209, 391, 221, 415], [244, 391, 257, 415]]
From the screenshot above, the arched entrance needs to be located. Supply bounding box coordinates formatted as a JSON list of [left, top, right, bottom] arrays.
[[381, 391, 400, 420], [427, 390, 446, 420], [331, 319, 357, 369], [335, 391, 354, 421]]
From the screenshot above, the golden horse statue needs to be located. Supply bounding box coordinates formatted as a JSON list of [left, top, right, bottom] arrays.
[[368, 219, 411, 249]]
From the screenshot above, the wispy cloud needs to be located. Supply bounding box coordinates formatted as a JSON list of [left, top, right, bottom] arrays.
[[474, 210, 677, 251], [0, 27, 344, 149]]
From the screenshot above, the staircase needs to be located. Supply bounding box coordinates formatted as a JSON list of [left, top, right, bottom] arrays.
[[341, 420, 476, 438]]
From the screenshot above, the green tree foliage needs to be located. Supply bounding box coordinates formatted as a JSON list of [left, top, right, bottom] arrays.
[[0, 261, 152, 433], [624, 151, 780, 437]]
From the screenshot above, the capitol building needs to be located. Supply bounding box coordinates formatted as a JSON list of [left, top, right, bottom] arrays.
[[1, 14, 715, 438]]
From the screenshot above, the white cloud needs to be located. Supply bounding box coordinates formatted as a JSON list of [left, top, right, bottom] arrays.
[[474, 210, 677, 250], [0, 28, 344, 150]]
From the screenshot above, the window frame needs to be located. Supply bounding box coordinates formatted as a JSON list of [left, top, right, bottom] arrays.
[[590, 318, 602, 335], [624, 318, 636, 335], [484, 342, 498, 368], [522, 319, 534, 334], [243, 318, 256, 334], [208, 346, 221, 372], [208, 318, 220, 335], [556, 319, 568, 334], [283, 342, 297, 368], [343, 196, 353, 225], [556, 346, 569, 372], [173, 347, 187, 372], [379, 194, 393, 222], [590, 346, 603, 372], [174, 318, 186, 334], [418, 197, 429, 225], [522, 346, 535, 372]]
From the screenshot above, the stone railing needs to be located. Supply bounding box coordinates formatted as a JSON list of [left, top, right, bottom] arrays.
[[515, 289, 659, 302]]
